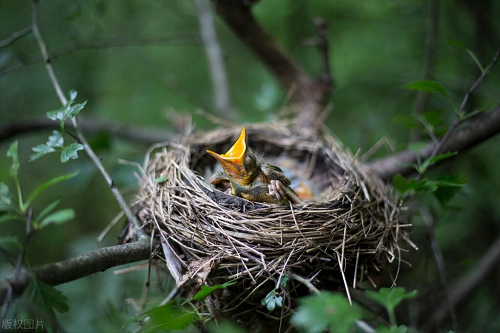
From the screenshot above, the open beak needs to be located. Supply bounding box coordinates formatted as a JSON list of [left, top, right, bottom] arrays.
[[207, 127, 247, 179]]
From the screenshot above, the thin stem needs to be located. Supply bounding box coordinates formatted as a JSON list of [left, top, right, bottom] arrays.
[[14, 177, 24, 213], [388, 308, 397, 327], [31, 0, 147, 240]]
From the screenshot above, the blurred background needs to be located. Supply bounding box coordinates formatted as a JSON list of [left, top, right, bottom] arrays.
[[0, 0, 499, 332]]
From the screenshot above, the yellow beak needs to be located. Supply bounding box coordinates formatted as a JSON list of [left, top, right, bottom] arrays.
[[207, 127, 247, 179]]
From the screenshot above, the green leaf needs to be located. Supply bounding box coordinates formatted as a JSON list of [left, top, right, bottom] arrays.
[[365, 287, 417, 313], [138, 303, 196, 332], [66, 101, 87, 118], [7, 140, 20, 177], [434, 175, 467, 205], [392, 114, 420, 130], [25, 171, 78, 208], [23, 279, 69, 318], [0, 236, 22, 249], [420, 152, 457, 173], [155, 175, 168, 183], [280, 273, 289, 288], [35, 200, 61, 224], [47, 130, 64, 148], [69, 90, 78, 102], [46, 108, 66, 122], [403, 80, 447, 96], [60, 143, 84, 163], [261, 289, 283, 312], [422, 109, 445, 127], [187, 279, 238, 303], [0, 183, 12, 211], [38, 209, 74, 229], [376, 325, 408, 333], [460, 109, 484, 121], [291, 292, 363, 333], [445, 39, 467, 50], [392, 175, 438, 194], [30, 144, 56, 162]]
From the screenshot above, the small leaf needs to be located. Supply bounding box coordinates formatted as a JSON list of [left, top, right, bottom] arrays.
[[460, 109, 484, 121], [261, 289, 283, 312], [39, 209, 75, 229], [25, 171, 78, 208], [422, 109, 445, 127], [35, 200, 61, 224], [7, 140, 20, 177], [187, 279, 238, 303], [403, 80, 447, 96], [365, 287, 417, 313], [46, 108, 65, 122], [23, 279, 69, 318], [69, 90, 78, 102], [420, 152, 457, 173], [434, 175, 467, 205], [376, 325, 408, 333], [155, 175, 168, 183], [291, 292, 363, 333], [47, 130, 64, 148], [66, 101, 87, 118], [445, 39, 467, 50], [280, 273, 289, 288], [392, 174, 438, 194], [60, 143, 84, 163], [0, 183, 12, 211], [30, 144, 56, 162], [138, 303, 196, 332]]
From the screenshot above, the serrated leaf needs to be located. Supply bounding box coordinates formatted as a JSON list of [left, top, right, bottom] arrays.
[[38, 209, 74, 229], [46, 108, 65, 122], [60, 143, 84, 163], [7, 140, 20, 178], [291, 292, 363, 333], [66, 101, 87, 118], [69, 90, 78, 102], [420, 152, 457, 173], [445, 39, 467, 50], [0, 183, 12, 211], [138, 303, 195, 332], [23, 279, 69, 318], [365, 287, 417, 312], [30, 144, 56, 162], [25, 171, 78, 208], [403, 80, 447, 96], [47, 130, 64, 148], [155, 175, 168, 183], [186, 279, 238, 303], [392, 175, 438, 194], [261, 289, 283, 312]]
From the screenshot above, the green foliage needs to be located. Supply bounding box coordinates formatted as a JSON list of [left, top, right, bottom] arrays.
[[7, 141, 20, 178], [24, 171, 78, 209], [23, 279, 70, 318], [46, 90, 87, 128], [403, 80, 447, 96], [186, 279, 238, 303], [420, 152, 457, 174], [366, 288, 417, 326], [291, 292, 363, 333], [30, 143, 56, 162], [377, 325, 408, 333], [206, 320, 247, 333], [138, 303, 196, 332], [60, 143, 84, 163], [0, 183, 11, 211], [446, 39, 485, 73], [155, 175, 168, 183], [261, 289, 283, 312], [38, 209, 75, 229]]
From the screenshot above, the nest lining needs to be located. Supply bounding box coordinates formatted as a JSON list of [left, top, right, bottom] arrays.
[[136, 124, 405, 316]]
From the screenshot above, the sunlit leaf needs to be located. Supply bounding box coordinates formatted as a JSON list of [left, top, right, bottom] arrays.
[[365, 287, 417, 312], [187, 279, 238, 303], [69, 90, 78, 102], [47, 130, 64, 148], [25, 171, 78, 208], [38, 209, 74, 229], [30, 144, 56, 162], [403, 80, 447, 96], [291, 292, 363, 333], [261, 289, 282, 312], [46, 108, 65, 122], [7, 140, 20, 177], [138, 303, 195, 332], [60, 143, 84, 163], [66, 101, 87, 118]]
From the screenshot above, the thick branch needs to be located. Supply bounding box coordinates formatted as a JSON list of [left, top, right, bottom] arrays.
[[369, 106, 500, 180], [0, 242, 150, 302], [213, 0, 330, 129], [0, 117, 172, 144]]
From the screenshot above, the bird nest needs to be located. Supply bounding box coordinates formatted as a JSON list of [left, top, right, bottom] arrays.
[[136, 123, 406, 322]]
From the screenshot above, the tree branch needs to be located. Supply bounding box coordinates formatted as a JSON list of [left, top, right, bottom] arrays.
[[213, 0, 330, 130], [0, 26, 32, 48], [194, 0, 233, 117], [0, 117, 173, 145], [31, 0, 147, 239], [0, 241, 151, 303]]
